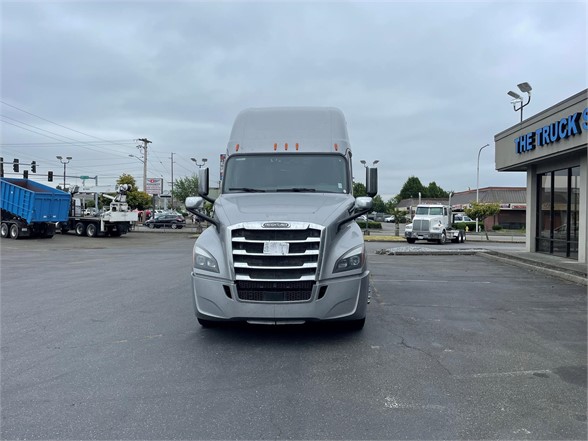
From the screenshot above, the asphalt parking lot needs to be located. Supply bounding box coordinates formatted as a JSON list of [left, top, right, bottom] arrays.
[[1, 232, 586, 440]]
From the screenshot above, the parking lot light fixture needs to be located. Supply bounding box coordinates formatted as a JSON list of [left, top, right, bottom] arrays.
[[56, 156, 72, 189], [191, 158, 208, 169], [507, 82, 532, 122]]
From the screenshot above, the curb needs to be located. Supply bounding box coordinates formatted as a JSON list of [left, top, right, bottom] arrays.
[[479, 251, 587, 286]]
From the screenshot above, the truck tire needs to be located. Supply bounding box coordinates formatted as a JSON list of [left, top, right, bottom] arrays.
[[406, 238, 416, 244], [75, 222, 85, 236], [9, 224, 20, 239], [86, 223, 97, 237], [438, 231, 447, 245], [461, 232, 466, 243], [0, 223, 8, 238]]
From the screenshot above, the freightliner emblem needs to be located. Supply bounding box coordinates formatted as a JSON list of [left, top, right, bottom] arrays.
[[262, 222, 290, 228]]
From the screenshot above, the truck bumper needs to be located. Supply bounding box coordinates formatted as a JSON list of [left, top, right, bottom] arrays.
[[405, 231, 441, 240], [190, 271, 370, 323]]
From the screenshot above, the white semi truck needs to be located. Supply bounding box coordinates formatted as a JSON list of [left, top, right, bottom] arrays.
[[404, 204, 466, 244], [185, 107, 377, 329]]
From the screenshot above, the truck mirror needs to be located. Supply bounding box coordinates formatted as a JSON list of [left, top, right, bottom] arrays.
[[185, 196, 204, 210], [355, 196, 373, 211], [198, 168, 209, 196], [366, 167, 378, 197]]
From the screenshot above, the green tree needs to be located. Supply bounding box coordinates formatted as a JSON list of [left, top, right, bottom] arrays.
[[371, 195, 386, 213], [353, 182, 367, 197], [425, 181, 449, 198], [172, 175, 199, 207], [464, 202, 501, 239], [397, 176, 426, 200]]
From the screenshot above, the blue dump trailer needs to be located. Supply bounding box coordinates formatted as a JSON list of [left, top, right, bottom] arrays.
[[0, 178, 71, 239]]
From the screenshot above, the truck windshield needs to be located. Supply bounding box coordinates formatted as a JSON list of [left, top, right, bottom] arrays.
[[416, 207, 443, 215], [223, 154, 349, 194]]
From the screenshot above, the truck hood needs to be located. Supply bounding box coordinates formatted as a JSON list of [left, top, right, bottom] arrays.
[[214, 193, 354, 227]]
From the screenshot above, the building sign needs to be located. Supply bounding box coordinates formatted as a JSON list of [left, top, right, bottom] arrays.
[[515, 107, 588, 154], [146, 178, 163, 195]]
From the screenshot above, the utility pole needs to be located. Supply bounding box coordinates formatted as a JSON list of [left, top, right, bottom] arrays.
[[170, 152, 175, 209], [136, 138, 151, 192]]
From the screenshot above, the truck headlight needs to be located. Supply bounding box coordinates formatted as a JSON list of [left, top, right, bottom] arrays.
[[334, 245, 365, 273], [405, 224, 413, 232], [193, 246, 219, 273]]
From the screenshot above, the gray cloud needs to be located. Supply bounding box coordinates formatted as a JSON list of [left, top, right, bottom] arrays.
[[2, 1, 586, 197]]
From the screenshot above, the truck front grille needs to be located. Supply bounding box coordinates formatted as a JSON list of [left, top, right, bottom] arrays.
[[413, 219, 429, 233], [236, 281, 313, 302], [231, 225, 322, 301]]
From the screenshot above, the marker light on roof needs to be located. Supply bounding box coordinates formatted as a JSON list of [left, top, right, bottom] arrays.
[[235, 144, 240, 152], [285, 143, 288, 150], [296, 143, 299, 151], [274, 143, 277, 151], [334, 143, 339, 151]]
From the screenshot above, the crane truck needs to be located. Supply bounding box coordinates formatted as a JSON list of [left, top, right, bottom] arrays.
[[58, 184, 138, 237], [185, 107, 377, 330], [0, 177, 70, 239], [404, 204, 466, 244]]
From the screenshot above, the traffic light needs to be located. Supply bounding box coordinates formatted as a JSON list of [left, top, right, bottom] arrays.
[[31, 161, 37, 173], [13, 158, 19, 172], [48, 171, 53, 182], [23, 170, 29, 179], [0, 157, 4, 177]]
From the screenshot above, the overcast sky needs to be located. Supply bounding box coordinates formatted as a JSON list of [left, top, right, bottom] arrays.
[[1, 0, 586, 200]]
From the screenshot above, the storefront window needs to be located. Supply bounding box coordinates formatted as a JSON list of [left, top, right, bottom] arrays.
[[537, 173, 552, 253], [536, 166, 580, 259], [570, 166, 580, 259]]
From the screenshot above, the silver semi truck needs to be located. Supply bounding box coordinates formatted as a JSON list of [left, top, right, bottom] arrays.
[[186, 107, 377, 329]]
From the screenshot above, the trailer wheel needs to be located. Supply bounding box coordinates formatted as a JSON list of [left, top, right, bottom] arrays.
[[9, 224, 20, 239], [0, 223, 9, 238], [75, 222, 85, 236], [86, 223, 97, 237]]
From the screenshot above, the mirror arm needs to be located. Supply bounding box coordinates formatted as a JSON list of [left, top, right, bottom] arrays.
[[186, 206, 219, 229], [199, 193, 216, 204], [337, 208, 370, 233]]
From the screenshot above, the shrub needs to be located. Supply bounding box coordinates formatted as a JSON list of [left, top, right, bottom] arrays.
[[492, 225, 503, 231], [356, 220, 382, 229]]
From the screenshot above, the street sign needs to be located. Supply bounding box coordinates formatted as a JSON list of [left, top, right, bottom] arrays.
[[146, 178, 163, 195]]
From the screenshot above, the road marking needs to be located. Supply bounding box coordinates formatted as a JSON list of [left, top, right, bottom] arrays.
[[453, 369, 552, 379], [384, 396, 445, 410], [371, 279, 491, 284]]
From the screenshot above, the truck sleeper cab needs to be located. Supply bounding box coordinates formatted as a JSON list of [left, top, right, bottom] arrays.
[[186, 107, 377, 329]]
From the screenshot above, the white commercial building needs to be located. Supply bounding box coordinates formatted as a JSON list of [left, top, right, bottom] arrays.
[[495, 89, 587, 263]]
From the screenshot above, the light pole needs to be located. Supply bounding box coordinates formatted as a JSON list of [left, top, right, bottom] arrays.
[[191, 157, 208, 169], [129, 154, 146, 192], [359, 159, 379, 235], [507, 82, 532, 122], [56, 156, 72, 189], [476, 144, 490, 233]]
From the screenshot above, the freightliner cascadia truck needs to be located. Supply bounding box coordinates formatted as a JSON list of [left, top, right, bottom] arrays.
[[186, 107, 377, 330]]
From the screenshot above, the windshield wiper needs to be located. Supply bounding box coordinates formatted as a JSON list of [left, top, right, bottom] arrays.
[[228, 187, 266, 192], [276, 188, 317, 192]]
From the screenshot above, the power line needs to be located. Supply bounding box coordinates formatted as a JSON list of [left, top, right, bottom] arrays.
[[0, 100, 135, 150]]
